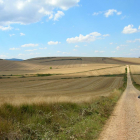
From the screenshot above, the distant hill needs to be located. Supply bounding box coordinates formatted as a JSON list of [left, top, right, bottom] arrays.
[[5, 58, 23, 61]]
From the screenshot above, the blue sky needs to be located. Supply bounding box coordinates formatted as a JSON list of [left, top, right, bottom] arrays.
[[0, 0, 140, 59]]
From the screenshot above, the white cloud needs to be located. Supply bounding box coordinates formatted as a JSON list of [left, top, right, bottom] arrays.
[[116, 44, 127, 50], [0, 55, 6, 58], [30, 53, 40, 55], [0, 0, 3, 4], [9, 34, 15, 37], [20, 33, 25, 36], [0, 0, 80, 26], [122, 25, 138, 34], [116, 46, 120, 50], [121, 16, 127, 20], [39, 47, 47, 50], [66, 32, 103, 43], [21, 43, 39, 47], [62, 52, 70, 54], [93, 9, 122, 17], [75, 45, 79, 48], [9, 47, 19, 50], [93, 11, 103, 16], [54, 11, 65, 21], [48, 41, 61, 45], [104, 9, 122, 17], [116, 12, 122, 15], [18, 53, 24, 56], [103, 34, 110, 37], [127, 39, 140, 43], [57, 51, 61, 53], [0, 26, 12, 31], [130, 48, 139, 52], [139, 26, 140, 30], [25, 49, 37, 52], [110, 43, 113, 45], [73, 49, 77, 51], [100, 51, 105, 53]]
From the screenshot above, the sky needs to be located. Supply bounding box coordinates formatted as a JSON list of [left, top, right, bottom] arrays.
[[0, 0, 140, 60]]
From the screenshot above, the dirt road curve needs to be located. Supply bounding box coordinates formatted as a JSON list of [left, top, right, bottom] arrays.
[[99, 66, 140, 140]]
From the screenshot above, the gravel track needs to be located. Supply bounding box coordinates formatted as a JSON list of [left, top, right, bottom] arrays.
[[99, 66, 140, 140]]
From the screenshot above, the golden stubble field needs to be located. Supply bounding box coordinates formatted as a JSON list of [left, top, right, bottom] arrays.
[[0, 57, 139, 105], [130, 65, 140, 85]]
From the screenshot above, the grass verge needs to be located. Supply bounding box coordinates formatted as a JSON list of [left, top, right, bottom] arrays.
[[0, 70, 127, 140]]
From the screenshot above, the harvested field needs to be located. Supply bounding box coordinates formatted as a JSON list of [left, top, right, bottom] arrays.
[[64, 65, 125, 77], [0, 76, 123, 105], [131, 75, 140, 85], [110, 57, 140, 65], [130, 65, 140, 74], [0, 57, 138, 75], [0, 64, 121, 75], [0, 57, 128, 105]]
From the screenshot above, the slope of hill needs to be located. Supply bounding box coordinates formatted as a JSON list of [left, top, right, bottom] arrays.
[[0, 57, 139, 75]]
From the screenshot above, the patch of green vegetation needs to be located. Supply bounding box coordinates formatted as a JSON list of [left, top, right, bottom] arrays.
[[20, 75, 26, 78], [0, 93, 123, 140], [0, 69, 127, 140], [88, 74, 124, 78], [131, 79, 140, 90], [60, 74, 125, 80], [123, 67, 127, 89], [61, 77, 82, 79], [36, 74, 52, 77]]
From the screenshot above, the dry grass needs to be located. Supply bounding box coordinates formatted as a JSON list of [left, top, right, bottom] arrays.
[[0, 88, 125, 140]]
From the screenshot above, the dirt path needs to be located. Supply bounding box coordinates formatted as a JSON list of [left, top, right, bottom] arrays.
[[99, 66, 140, 140]]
